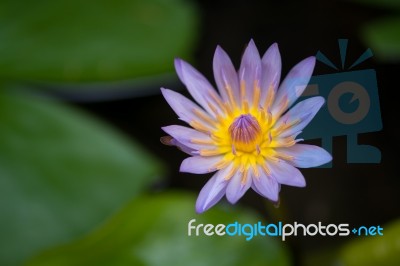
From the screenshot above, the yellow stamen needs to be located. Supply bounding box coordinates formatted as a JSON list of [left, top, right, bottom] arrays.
[[239, 163, 246, 173], [267, 109, 272, 125], [200, 149, 222, 156], [275, 96, 289, 119], [243, 100, 249, 113], [224, 166, 237, 180], [223, 102, 234, 117], [276, 153, 294, 161], [271, 136, 296, 148], [253, 82, 261, 108], [215, 113, 226, 124], [192, 109, 216, 127], [209, 93, 229, 122], [241, 168, 249, 184], [261, 163, 271, 176], [273, 118, 300, 135], [209, 91, 224, 107], [191, 138, 214, 145], [210, 133, 222, 141], [214, 160, 230, 170], [207, 101, 219, 117], [190, 120, 213, 133], [260, 107, 266, 122], [263, 85, 275, 109], [225, 84, 237, 109], [240, 79, 246, 106]]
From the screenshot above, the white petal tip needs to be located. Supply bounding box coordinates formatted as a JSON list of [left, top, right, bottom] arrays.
[[304, 56, 316, 66], [289, 175, 307, 187], [174, 58, 183, 65], [297, 181, 307, 188], [314, 96, 325, 104], [320, 151, 333, 165], [195, 206, 206, 214], [247, 39, 258, 49], [195, 197, 214, 214], [174, 59, 185, 80], [179, 159, 190, 173], [160, 88, 171, 99], [267, 194, 279, 202], [160, 126, 169, 133], [227, 197, 239, 205]]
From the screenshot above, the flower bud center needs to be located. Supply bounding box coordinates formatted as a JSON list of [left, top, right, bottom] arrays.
[[229, 114, 262, 153]]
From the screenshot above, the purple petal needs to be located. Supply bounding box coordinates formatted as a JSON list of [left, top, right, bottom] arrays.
[[272, 56, 316, 116], [238, 39, 262, 104], [275, 96, 325, 138], [161, 136, 196, 155], [213, 46, 240, 103], [180, 155, 224, 174], [268, 135, 301, 148], [162, 125, 213, 151], [195, 164, 232, 213], [175, 59, 222, 116], [260, 43, 281, 104], [267, 160, 306, 187], [251, 167, 280, 202], [161, 88, 214, 128], [225, 169, 252, 204], [276, 144, 332, 168]]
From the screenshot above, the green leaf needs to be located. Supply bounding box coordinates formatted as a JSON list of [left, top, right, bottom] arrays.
[[362, 17, 400, 62], [0, 90, 163, 266], [336, 219, 400, 266], [26, 192, 291, 266], [0, 0, 198, 82]]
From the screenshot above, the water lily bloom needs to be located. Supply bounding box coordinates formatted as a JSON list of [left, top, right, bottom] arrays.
[[161, 40, 332, 213]]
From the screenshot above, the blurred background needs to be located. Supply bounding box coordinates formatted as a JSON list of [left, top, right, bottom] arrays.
[[0, 0, 399, 265]]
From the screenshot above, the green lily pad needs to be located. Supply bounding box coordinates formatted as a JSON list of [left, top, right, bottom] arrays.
[[336, 219, 400, 266], [362, 17, 400, 62], [0, 89, 163, 266], [26, 192, 291, 266], [0, 0, 198, 82]]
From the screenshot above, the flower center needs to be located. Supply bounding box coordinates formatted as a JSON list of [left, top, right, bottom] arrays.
[[229, 114, 262, 153]]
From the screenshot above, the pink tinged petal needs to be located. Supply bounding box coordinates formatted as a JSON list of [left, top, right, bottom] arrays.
[[195, 164, 233, 213], [267, 160, 306, 187], [180, 155, 224, 174], [276, 96, 325, 138], [174, 59, 222, 116], [251, 167, 280, 202], [238, 39, 262, 104], [162, 125, 213, 151], [276, 144, 332, 168], [213, 46, 240, 103], [225, 168, 252, 204], [260, 43, 282, 103], [272, 56, 316, 116], [161, 88, 214, 128]]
